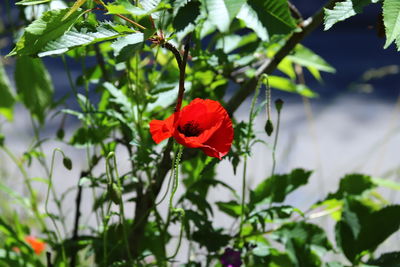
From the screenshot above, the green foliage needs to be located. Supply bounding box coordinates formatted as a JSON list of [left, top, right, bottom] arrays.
[[326, 173, 376, 199], [205, 0, 245, 33], [273, 222, 332, 266], [39, 22, 132, 57], [383, 0, 400, 50], [2, 0, 400, 266], [8, 8, 84, 56], [0, 61, 15, 121], [324, 0, 379, 31], [14, 56, 54, 123], [250, 169, 312, 204], [335, 197, 400, 263]]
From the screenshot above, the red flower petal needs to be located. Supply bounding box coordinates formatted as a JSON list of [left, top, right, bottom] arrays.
[[149, 113, 175, 144]]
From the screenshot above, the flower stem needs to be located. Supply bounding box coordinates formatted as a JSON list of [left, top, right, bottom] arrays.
[[239, 76, 263, 240]]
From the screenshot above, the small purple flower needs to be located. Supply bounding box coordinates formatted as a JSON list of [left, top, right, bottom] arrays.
[[220, 248, 242, 267]]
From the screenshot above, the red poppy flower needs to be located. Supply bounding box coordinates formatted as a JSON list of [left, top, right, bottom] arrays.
[[149, 98, 233, 159], [25, 236, 46, 255]]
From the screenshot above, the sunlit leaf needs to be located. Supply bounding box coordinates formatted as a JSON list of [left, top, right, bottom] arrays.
[[16, 0, 51, 5], [288, 45, 336, 73], [383, 0, 400, 49], [39, 22, 128, 57], [8, 8, 84, 56], [205, 0, 246, 32], [324, 0, 378, 31]]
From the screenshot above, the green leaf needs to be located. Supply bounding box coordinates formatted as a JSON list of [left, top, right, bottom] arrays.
[[251, 168, 312, 204], [62, 0, 87, 21], [372, 176, 400, 191], [245, 0, 296, 37], [0, 60, 15, 121], [383, 0, 400, 49], [8, 8, 84, 56], [357, 205, 400, 253], [111, 32, 144, 62], [288, 45, 336, 73], [324, 0, 378, 31], [107, 0, 171, 16], [326, 173, 376, 200], [173, 0, 201, 32], [237, 3, 268, 41], [205, 0, 246, 32], [268, 76, 318, 98], [14, 56, 54, 123], [39, 22, 127, 57], [15, 0, 51, 5], [147, 81, 192, 110], [273, 222, 332, 266], [216, 200, 242, 217], [335, 197, 400, 263]]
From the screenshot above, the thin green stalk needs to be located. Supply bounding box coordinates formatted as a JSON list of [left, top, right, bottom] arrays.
[[30, 117, 68, 235], [271, 110, 282, 177], [239, 76, 263, 239], [169, 145, 183, 211], [168, 214, 185, 260], [164, 145, 183, 233], [45, 148, 68, 264]]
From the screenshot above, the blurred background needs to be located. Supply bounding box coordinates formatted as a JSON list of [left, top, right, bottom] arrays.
[[1, 0, 400, 261]]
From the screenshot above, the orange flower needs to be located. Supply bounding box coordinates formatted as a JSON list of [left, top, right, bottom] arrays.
[[25, 235, 46, 255]]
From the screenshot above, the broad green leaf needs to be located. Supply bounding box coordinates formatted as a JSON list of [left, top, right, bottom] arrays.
[[16, 0, 51, 5], [0, 60, 15, 121], [357, 205, 400, 253], [237, 3, 268, 41], [277, 58, 295, 79], [288, 45, 336, 73], [326, 173, 376, 200], [111, 32, 144, 62], [62, 0, 87, 20], [216, 200, 241, 217], [274, 222, 333, 251], [216, 33, 258, 54], [245, 0, 296, 37], [324, 0, 378, 31], [15, 56, 54, 123], [8, 8, 84, 56], [273, 222, 332, 266], [205, 0, 246, 32], [173, 0, 201, 32], [139, 0, 165, 19], [251, 168, 312, 204], [268, 75, 318, 98], [335, 198, 400, 263], [383, 0, 400, 49], [103, 82, 136, 120], [39, 23, 128, 57], [147, 81, 192, 110]]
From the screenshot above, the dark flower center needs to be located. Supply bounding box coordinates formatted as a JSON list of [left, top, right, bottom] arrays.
[[178, 121, 203, 137]]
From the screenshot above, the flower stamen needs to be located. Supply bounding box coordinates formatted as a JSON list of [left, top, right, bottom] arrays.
[[178, 121, 202, 137]]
